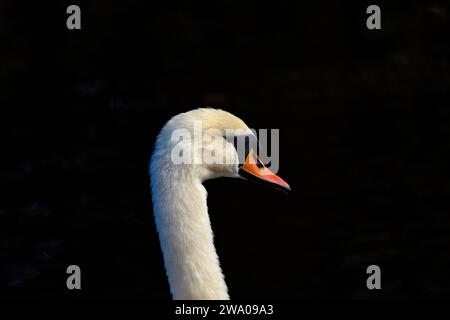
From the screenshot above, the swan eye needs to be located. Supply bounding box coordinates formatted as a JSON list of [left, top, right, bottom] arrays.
[[255, 155, 265, 168], [224, 134, 254, 165]]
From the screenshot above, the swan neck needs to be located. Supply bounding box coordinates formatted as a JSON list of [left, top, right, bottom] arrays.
[[151, 167, 229, 300]]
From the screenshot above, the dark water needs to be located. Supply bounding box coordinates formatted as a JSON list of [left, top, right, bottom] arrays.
[[1, 1, 450, 299]]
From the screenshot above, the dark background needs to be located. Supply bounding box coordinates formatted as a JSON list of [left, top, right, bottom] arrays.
[[1, 0, 450, 300]]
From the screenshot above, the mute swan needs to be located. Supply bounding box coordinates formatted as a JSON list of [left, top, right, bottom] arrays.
[[150, 108, 290, 300]]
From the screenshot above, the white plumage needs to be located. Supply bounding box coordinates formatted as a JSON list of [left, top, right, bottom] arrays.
[[150, 108, 289, 300]]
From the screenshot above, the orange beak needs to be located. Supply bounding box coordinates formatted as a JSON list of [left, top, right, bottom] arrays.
[[239, 149, 291, 192]]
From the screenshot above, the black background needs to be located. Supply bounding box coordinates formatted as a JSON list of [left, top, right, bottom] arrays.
[[1, 0, 450, 300]]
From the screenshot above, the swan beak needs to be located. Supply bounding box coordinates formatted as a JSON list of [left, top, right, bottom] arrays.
[[238, 150, 291, 192]]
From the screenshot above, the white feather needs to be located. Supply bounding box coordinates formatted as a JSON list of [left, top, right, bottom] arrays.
[[150, 108, 251, 300]]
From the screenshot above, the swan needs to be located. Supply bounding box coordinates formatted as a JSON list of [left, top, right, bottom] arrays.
[[150, 108, 290, 300]]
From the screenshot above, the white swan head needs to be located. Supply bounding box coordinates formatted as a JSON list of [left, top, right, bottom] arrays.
[[152, 108, 290, 190], [150, 108, 290, 299]]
